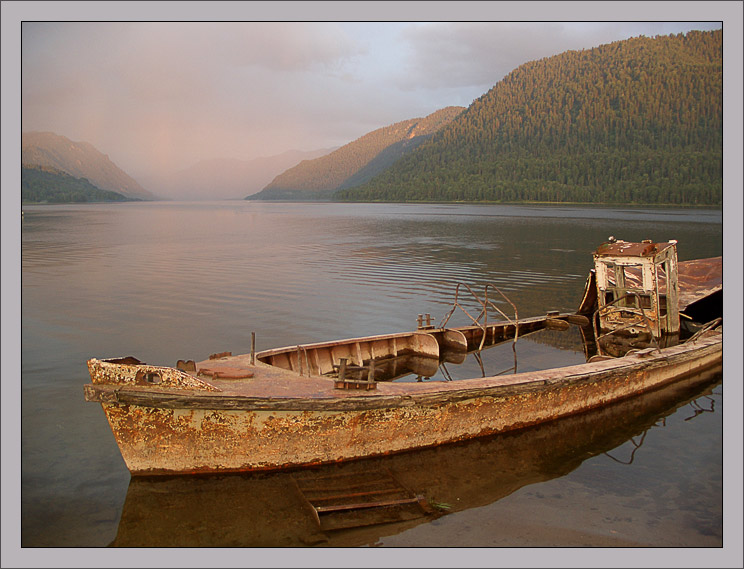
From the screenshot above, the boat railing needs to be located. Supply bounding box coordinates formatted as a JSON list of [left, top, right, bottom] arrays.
[[593, 292, 662, 356], [438, 282, 519, 352]]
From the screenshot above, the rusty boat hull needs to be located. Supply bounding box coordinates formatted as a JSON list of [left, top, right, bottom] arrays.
[[109, 368, 721, 546], [84, 249, 723, 476], [84, 319, 722, 476]]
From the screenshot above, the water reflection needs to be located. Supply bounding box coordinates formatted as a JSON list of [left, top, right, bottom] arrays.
[[20, 202, 723, 547], [334, 326, 591, 384], [111, 366, 721, 548]]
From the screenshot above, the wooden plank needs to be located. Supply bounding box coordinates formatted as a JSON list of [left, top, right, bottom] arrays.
[[316, 347, 333, 375], [314, 496, 422, 513], [317, 504, 429, 531]]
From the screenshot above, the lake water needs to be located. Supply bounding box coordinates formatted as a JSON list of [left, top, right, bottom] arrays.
[[14, 201, 728, 564]]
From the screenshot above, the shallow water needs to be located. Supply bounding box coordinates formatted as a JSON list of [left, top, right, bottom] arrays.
[[17, 201, 724, 556]]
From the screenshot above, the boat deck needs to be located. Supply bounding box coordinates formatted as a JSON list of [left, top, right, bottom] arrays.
[[186, 318, 589, 399], [81, 248, 724, 475], [85, 253, 724, 408], [166, 328, 721, 402]]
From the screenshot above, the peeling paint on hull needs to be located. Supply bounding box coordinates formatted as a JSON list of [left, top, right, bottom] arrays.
[[110, 368, 722, 547], [85, 248, 723, 476], [92, 332, 722, 475]]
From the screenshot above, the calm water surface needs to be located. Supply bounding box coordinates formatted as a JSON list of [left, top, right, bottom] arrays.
[[18, 202, 724, 555]]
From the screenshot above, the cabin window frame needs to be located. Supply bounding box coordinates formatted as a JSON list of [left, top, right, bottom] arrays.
[[594, 242, 679, 337]]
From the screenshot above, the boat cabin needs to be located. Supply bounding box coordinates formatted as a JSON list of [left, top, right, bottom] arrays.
[[593, 238, 680, 341]]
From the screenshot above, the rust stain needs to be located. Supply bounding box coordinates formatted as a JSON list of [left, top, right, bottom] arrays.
[[96, 337, 721, 475], [595, 240, 673, 257], [83, 248, 723, 476], [88, 358, 220, 391], [612, 257, 722, 312]]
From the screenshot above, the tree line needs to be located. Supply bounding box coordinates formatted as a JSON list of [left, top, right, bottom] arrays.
[[22, 165, 134, 203], [255, 106, 464, 196], [338, 30, 722, 205]]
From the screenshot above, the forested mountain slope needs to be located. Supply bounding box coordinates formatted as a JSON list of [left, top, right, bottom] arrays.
[[339, 30, 722, 205], [248, 106, 464, 200], [22, 164, 135, 203], [22, 132, 155, 200]]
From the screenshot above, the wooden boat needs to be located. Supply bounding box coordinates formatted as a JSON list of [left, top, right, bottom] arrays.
[[83, 239, 723, 476]]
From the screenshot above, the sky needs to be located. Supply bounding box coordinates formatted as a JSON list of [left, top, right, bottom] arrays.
[[14, 3, 727, 188]]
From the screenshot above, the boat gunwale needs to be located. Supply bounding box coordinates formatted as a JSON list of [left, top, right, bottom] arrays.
[[251, 313, 547, 360], [83, 329, 722, 412]]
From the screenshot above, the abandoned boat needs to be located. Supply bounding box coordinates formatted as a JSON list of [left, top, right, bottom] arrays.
[[111, 371, 721, 546], [84, 238, 723, 476]]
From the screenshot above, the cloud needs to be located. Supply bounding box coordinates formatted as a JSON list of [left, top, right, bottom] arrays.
[[217, 22, 363, 72], [21, 22, 371, 173]]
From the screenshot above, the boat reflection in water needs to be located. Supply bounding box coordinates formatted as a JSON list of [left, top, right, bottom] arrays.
[[110, 363, 721, 548]]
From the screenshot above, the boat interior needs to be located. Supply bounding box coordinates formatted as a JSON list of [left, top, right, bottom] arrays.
[[253, 243, 722, 386]]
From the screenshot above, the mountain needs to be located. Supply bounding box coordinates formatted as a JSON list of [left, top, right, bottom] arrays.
[[142, 148, 336, 201], [22, 164, 136, 203], [22, 132, 155, 200], [339, 30, 722, 206], [248, 106, 465, 200]]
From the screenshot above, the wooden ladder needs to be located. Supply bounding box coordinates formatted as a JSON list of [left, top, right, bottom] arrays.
[[292, 467, 435, 531]]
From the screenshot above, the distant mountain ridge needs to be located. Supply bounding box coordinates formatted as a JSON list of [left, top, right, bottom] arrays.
[[248, 106, 465, 200], [340, 30, 722, 205], [22, 131, 155, 200], [22, 31, 720, 207]]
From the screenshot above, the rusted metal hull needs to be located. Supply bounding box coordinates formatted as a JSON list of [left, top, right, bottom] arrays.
[[86, 328, 722, 475], [110, 368, 721, 546], [84, 250, 723, 476]]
